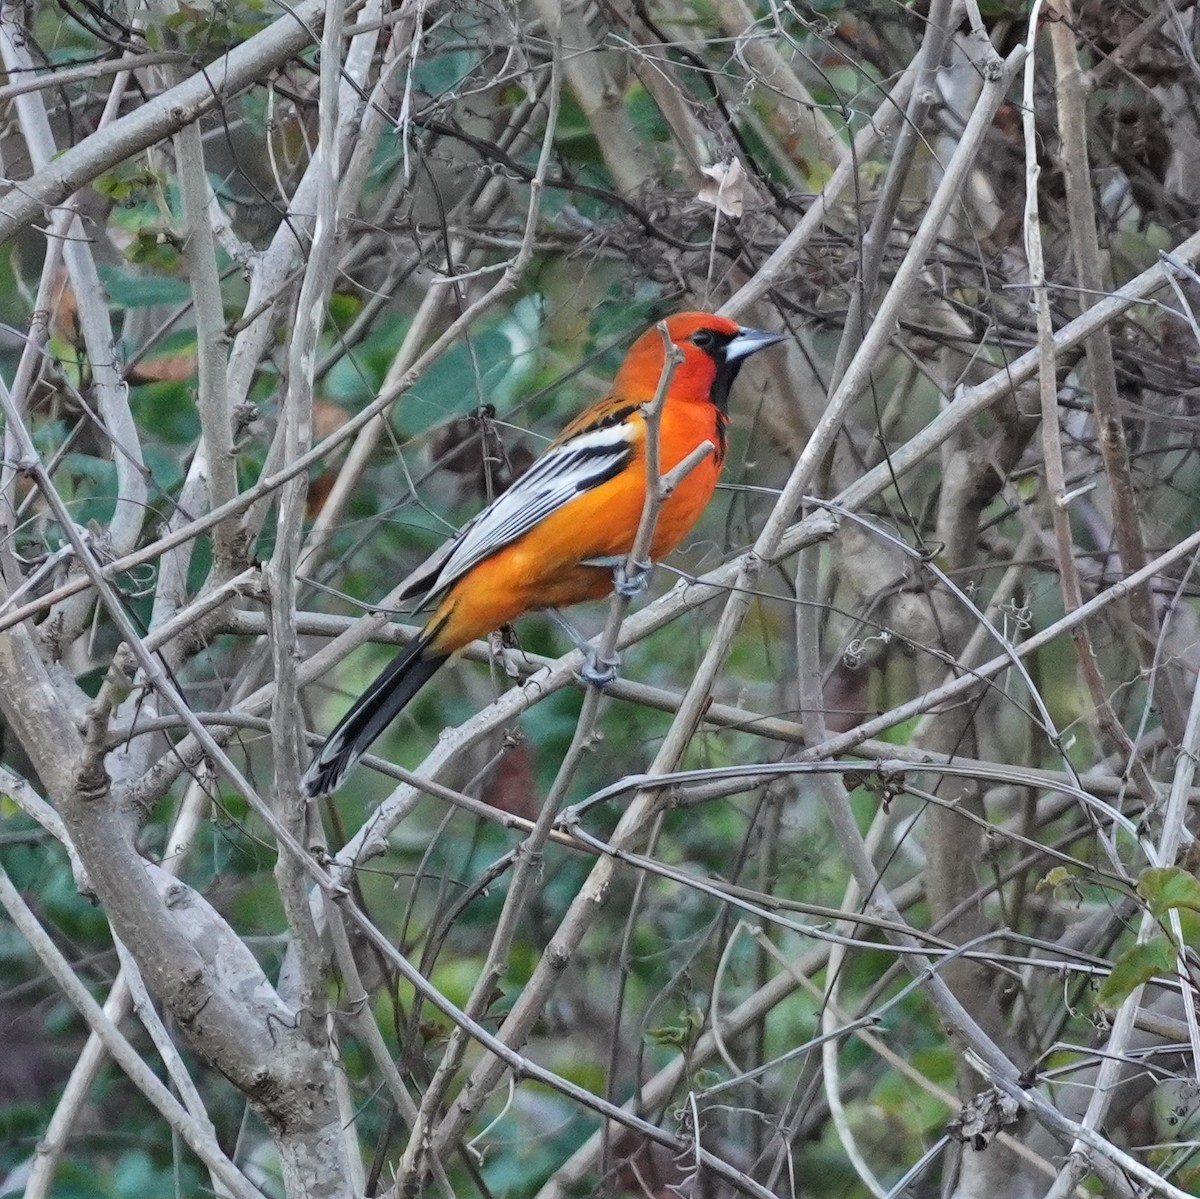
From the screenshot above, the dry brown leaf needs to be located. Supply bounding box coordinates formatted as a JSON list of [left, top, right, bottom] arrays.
[[696, 159, 758, 218]]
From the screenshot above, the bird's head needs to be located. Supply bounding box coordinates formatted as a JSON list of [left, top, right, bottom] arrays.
[[616, 311, 786, 413]]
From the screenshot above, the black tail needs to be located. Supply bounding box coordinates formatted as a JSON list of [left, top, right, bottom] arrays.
[[302, 633, 448, 796]]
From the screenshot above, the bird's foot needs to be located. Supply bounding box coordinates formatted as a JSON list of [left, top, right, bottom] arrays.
[[546, 607, 621, 685], [578, 648, 620, 688], [614, 560, 651, 597]]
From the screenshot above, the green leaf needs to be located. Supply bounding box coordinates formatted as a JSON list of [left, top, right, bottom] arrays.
[[1035, 866, 1074, 894], [646, 1005, 703, 1048], [645, 1023, 689, 1048], [93, 166, 162, 202], [1136, 865, 1200, 917], [96, 264, 191, 308], [124, 228, 182, 272], [1096, 935, 1175, 1008], [1178, 908, 1200, 944]]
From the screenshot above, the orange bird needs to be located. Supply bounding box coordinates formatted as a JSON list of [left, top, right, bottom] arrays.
[[303, 311, 784, 795]]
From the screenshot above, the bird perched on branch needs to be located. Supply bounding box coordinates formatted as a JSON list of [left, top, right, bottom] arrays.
[[303, 311, 785, 796]]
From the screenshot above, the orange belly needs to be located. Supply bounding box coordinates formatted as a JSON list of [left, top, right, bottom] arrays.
[[428, 410, 722, 652]]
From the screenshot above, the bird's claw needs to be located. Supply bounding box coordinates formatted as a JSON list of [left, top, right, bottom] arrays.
[[615, 560, 651, 597], [578, 649, 620, 688]]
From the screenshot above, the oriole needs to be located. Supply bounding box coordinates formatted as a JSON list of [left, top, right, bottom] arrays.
[[303, 311, 785, 796]]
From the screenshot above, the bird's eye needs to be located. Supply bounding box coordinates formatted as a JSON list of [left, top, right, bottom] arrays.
[[690, 329, 716, 349]]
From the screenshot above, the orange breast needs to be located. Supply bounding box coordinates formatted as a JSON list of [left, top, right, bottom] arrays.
[[428, 399, 725, 653]]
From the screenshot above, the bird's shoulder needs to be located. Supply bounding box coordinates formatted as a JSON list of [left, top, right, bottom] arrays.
[[550, 393, 646, 448]]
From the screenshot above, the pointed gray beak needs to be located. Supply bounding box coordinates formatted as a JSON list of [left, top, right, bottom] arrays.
[[726, 326, 787, 362]]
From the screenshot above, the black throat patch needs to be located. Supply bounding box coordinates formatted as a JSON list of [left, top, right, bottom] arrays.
[[703, 330, 742, 416]]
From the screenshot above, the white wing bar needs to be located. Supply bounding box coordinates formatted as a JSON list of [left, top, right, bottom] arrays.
[[415, 418, 639, 601]]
